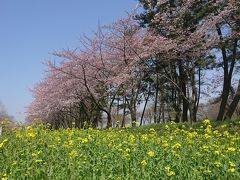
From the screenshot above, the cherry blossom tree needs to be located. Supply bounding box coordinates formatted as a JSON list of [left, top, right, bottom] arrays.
[[28, 11, 175, 128], [28, 0, 239, 128], [137, 0, 240, 121]]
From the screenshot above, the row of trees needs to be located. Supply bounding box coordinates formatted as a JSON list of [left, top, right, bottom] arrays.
[[27, 0, 240, 128]]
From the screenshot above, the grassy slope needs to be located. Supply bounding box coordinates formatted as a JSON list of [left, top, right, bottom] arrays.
[[0, 119, 239, 179]]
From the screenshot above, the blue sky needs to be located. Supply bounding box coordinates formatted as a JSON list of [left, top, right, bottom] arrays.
[[0, 0, 138, 121]]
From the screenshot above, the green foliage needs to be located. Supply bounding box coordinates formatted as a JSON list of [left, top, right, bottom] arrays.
[[0, 120, 240, 179]]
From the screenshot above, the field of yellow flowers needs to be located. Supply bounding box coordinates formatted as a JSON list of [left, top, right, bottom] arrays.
[[0, 119, 239, 179]]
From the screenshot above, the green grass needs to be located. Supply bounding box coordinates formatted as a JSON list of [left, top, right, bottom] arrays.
[[0, 119, 240, 179]]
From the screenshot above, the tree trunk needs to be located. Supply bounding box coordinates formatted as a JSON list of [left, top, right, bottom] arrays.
[[158, 85, 164, 123], [189, 65, 199, 123], [106, 112, 112, 128], [179, 61, 188, 122], [161, 102, 165, 123], [224, 80, 240, 120], [140, 86, 151, 126], [154, 74, 159, 123], [116, 96, 120, 127], [216, 75, 231, 121], [172, 63, 181, 122], [130, 106, 137, 127], [121, 96, 126, 128], [216, 32, 237, 121], [195, 67, 201, 122]]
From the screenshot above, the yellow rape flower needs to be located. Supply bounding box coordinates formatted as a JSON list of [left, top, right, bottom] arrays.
[[68, 140, 74, 146], [32, 150, 42, 157], [0, 138, 8, 149], [128, 134, 135, 143], [203, 169, 212, 174], [141, 134, 148, 141], [15, 133, 23, 138], [165, 125, 170, 130], [2, 139, 9, 143], [187, 132, 197, 138], [201, 145, 209, 152], [69, 150, 78, 159], [162, 142, 169, 148], [223, 131, 229, 137], [214, 150, 220, 155], [141, 160, 147, 166], [228, 168, 235, 173], [213, 130, 221, 137], [227, 147, 236, 152], [229, 162, 236, 167], [125, 148, 131, 153], [195, 152, 202, 157], [165, 166, 171, 171], [214, 161, 221, 167], [205, 125, 212, 134], [167, 171, 176, 177], [204, 134, 211, 139], [202, 119, 211, 125], [12, 161, 17, 166], [81, 138, 89, 143], [220, 125, 227, 129], [147, 151, 156, 157], [27, 132, 36, 138], [35, 159, 43, 163], [165, 166, 176, 177], [124, 153, 130, 160], [149, 128, 155, 133], [172, 143, 182, 149], [88, 127, 93, 131]]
